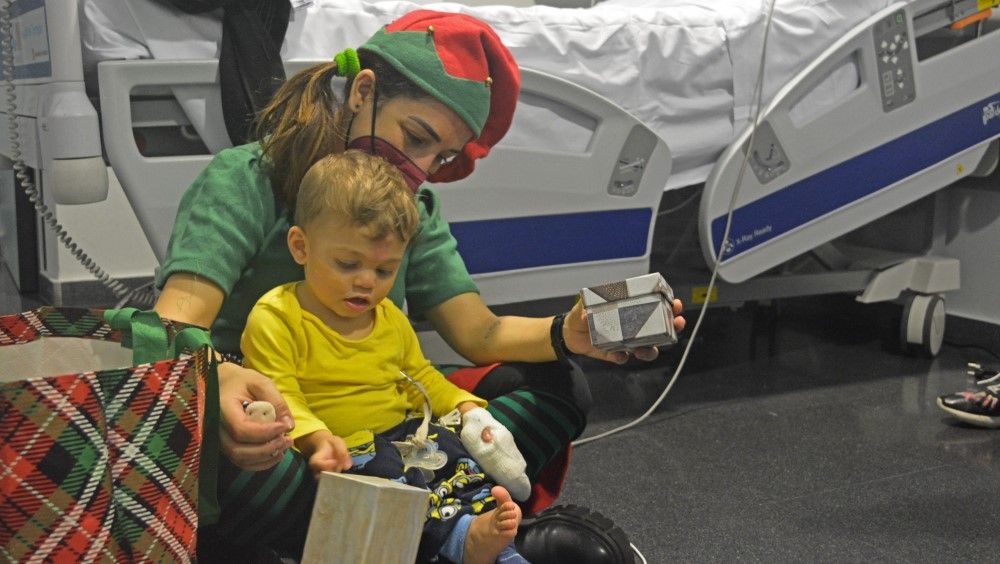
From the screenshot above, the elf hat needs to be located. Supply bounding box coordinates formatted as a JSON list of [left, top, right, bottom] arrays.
[[359, 10, 520, 183]]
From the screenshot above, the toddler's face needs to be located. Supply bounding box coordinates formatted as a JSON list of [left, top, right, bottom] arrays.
[[293, 215, 406, 322]]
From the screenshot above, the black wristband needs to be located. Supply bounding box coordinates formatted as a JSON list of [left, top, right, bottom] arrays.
[[550, 313, 572, 366], [218, 351, 243, 366]]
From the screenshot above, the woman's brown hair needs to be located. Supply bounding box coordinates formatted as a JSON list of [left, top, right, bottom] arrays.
[[254, 53, 431, 210]]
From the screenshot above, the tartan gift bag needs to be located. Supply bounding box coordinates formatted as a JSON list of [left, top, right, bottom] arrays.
[[0, 307, 220, 563]]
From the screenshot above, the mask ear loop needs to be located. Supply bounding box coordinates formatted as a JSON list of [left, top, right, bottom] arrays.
[[369, 86, 379, 154]]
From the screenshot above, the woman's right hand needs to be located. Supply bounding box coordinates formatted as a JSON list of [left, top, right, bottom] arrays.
[[218, 362, 295, 471], [155, 275, 294, 469], [564, 297, 686, 365]]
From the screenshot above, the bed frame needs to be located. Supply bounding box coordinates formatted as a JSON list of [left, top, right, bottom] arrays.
[[3, 0, 999, 356], [701, 1, 999, 285], [675, 0, 999, 355]]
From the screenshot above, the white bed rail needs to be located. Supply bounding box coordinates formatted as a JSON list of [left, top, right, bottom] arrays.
[[98, 60, 671, 305], [701, 1, 1000, 284], [98, 59, 219, 264]]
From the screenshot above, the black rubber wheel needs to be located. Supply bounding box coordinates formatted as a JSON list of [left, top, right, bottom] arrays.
[[515, 504, 635, 564]]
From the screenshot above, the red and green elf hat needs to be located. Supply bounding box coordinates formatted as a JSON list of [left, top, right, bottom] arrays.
[[359, 10, 520, 183]]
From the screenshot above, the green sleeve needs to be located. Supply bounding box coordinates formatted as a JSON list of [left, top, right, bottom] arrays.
[[402, 188, 479, 319], [156, 144, 277, 296]]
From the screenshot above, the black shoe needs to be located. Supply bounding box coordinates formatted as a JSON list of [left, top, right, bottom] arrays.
[[937, 385, 1000, 429], [515, 504, 634, 564]]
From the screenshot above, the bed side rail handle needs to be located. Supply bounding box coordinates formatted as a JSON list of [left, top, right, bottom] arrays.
[[701, 1, 1000, 284]]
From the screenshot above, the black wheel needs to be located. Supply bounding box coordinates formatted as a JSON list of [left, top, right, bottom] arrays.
[[515, 504, 635, 564]]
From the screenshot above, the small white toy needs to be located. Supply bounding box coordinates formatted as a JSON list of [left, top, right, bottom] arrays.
[[244, 400, 277, 423]]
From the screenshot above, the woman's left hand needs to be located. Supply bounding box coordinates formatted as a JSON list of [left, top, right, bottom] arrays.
[[563, 298, 685, 365]]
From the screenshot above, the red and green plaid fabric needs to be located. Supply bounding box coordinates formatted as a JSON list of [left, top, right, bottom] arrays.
[[0, 308, 214, 563]]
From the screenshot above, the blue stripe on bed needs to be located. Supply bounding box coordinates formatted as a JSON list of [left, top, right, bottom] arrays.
[[450, 208, 652, 274], [711, 92, 1000, 260]]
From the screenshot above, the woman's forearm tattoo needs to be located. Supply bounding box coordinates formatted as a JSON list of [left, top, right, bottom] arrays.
[[482, 319, 501, 343]]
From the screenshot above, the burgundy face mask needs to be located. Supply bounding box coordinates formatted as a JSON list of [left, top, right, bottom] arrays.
[[346, 135, 427, 192]]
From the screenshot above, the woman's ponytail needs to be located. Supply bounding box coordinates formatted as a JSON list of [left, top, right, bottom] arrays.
[[255, 60, 351, 209], [255, 48, 427, 209]]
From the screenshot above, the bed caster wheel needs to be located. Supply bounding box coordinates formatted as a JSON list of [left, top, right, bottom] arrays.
[[900, 293, 945, 358], [515, 504, 635, 564]]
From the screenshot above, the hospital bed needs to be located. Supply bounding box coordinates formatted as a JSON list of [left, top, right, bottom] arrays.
[[3, 0, 999, 357]]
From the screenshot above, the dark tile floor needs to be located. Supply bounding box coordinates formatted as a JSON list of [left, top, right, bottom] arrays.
[[3, 262, 998, 563], [559, 295, 1000, 563]]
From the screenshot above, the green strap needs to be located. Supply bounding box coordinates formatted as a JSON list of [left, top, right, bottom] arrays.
[[198, 352, 222, 526], [104, 307, 139, 348], [131, 310, 169, 365], [172, 326, 214, 358], [169, 327, 221, 525], [105, 308, 169, 365], [172, 323, 224, 523]]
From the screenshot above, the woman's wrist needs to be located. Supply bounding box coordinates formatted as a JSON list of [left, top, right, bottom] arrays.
[[216, 358, 242, 380], [218, 351, 243, 365]]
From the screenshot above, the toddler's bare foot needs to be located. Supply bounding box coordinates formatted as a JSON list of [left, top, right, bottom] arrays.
[[463, 486, 521, 564]]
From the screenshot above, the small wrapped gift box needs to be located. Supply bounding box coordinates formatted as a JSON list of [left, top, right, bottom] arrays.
[[581, 272, 677, 351]]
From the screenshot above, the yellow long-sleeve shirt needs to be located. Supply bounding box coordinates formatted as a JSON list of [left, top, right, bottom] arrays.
[[240, 282, 485, 444]]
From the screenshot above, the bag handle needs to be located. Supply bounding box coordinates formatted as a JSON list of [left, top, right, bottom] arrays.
[[105, 308, 169, 365], [171, 326, 215, 359], [105, 308, 215, 365]]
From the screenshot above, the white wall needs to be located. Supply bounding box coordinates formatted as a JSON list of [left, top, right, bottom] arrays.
[[38, 167, 158, 284]]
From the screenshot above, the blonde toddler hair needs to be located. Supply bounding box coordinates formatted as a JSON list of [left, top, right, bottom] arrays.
[[295, 150, 420, 243]]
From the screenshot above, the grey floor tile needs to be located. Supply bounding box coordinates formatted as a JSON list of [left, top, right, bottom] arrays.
[[560, 295, 999, 563]]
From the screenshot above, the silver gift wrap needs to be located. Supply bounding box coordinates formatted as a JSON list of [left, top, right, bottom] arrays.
[[582, 273, 677, 352]]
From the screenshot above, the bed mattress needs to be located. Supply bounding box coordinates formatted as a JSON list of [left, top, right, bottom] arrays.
[[80, 0, 894, 189]]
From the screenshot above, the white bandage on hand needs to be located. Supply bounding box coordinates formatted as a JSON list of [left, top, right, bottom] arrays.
[[459, 407, 531, 501]]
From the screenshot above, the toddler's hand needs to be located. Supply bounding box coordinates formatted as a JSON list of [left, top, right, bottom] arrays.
[[304, 432, 352, 476]]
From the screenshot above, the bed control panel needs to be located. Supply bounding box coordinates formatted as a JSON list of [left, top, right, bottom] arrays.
[[746, 120, 790, 185], [607, 125, 656, 197], [874, 9, 916, 112]]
